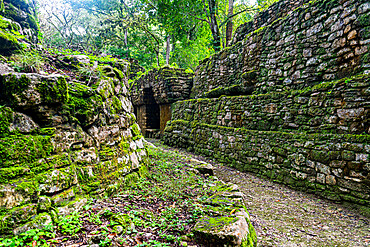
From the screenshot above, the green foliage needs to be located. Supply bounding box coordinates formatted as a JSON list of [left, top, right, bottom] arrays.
[[9, 51, 44, 73], [0, 224, 55, 247], [57, 212, 82, 235], [40, 0, 258, 70]]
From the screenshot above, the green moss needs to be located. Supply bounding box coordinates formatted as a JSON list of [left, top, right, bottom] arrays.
[[131, 123, 141, 137], [0, 135, 53, 169], [37, 76, 68, 104], [63, 81, 103, 126], [27, 13, 39, 31], [0, 73, 30, 105], [241, 221, 257, 247], [194, 216, 238, 232], [112, 95, 123, 112], [118, 140, 131, 156], [0, 16, 24, 52], [110, 213, 131, 233], [358, 12, 370, 27], [99, 145, 117, 161], [0, 166, 29, 183], [113, 68, 125, 81], [38, 128, 56, 136], [0, 106, 13, 137], [15, 181, 38, 196], [310, 150, 330, 164], [124, 172, 139, 187]]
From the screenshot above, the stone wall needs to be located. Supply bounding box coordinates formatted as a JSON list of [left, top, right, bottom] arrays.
[[0, 63, 147, 236], [163, 0, 370, 216], [0, 0, 40, 54], [131, 66, 193, 135], [131, 66, 193, 106], [192, 0, 370, 98], [173, 74, 370, 134], [232, 0, 310, 45]]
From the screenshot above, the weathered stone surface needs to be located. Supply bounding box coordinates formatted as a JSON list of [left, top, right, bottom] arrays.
[[163, 120, 370, 214], [131, 66, 193, 106], [171, 74, 370, 135], [0, 1, 39, 54], [193, 162, 215, 176], [131, 66, 193, 135], [193, 214, 250, 246], [0, 61, 147, 236], [192, 0, 370, 98]]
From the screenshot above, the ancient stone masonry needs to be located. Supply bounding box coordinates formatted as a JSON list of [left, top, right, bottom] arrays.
[[0, 62, 147, 236], [192, 0, 370, 98], [131, 66, 193, 136], [0, 0, 40, 54], [173, 75, 370, 134], [232, 0, 310, 45], [164, 0, 370, 217]]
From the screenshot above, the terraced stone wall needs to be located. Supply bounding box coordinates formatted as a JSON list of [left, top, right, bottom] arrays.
[[173, 75, 370, 134], [0, 64, 147, 236], [163, 0, 370, 216], [192, 0, 370, 98]]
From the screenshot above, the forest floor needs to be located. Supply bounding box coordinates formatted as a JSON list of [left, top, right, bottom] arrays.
[[154, 141, 370, 247]]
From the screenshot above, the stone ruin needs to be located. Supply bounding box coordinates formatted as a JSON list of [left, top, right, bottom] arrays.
[[0, 0, 147, 236], [131, 66, 193, 137], [163, 0, 370, 216]]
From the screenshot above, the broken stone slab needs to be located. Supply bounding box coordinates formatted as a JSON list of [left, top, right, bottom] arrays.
[[70, 55, 90, 65], [189, 158, 216, 176], [13, 213, 53, 235], [193, 209, 254, 247], [193, 176, 257, 246], [194, 163, 215, 176]]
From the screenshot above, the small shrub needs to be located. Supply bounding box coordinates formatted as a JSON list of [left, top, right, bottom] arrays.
[[10, 51, 44, 73]]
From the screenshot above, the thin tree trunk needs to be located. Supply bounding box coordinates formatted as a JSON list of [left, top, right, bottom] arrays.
[[124, 28, 128, 59], [166, 35, 170, 65], [208, 0, 221, 52], [226, 0, 234, 46], [156, 49, 160, 67]]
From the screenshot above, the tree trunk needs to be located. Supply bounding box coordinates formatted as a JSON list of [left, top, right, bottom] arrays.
[[226, 0, 234, 46], [124, 28, 128, 59], [166, 35, 170, 64], [208, 0, 221, 52], [156, 49, 160, 67]]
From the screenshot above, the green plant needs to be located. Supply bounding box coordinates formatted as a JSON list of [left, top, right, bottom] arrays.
[[57, 212, 82, 235], [0, 224, 55, 247], [138, 240, 171, 247], [10, 51, 44, 73], [98, 231, 111, 247]]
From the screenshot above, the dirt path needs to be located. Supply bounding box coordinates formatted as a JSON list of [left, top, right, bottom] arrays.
[[154, 142, 370, 247], [214, 165, 369, 247]]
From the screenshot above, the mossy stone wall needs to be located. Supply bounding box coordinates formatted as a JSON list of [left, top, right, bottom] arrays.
[[172, 74, 370, 135], [131, 65, 194, 106], [0, 0, 40, 54], [192, 0, 370, 98], [131, 66, 193, 136], [163, 0, 370, 217], [0, 67, 147, 237], [232, 0, 310, 45]]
